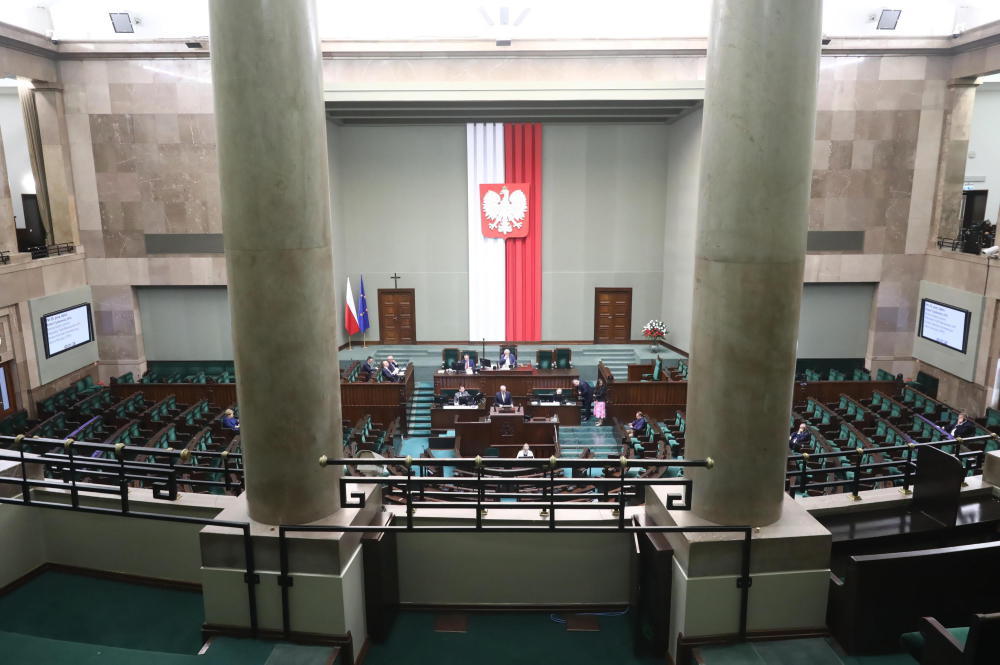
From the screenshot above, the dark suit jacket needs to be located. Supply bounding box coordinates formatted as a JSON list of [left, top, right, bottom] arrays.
[[630, 417, 647, 435], [951, 420, 976, 438], [500, 353, 517, 368], [577, 380, 593, 401], [462, 359, 476, 371], [381, 367, 398, 382], [789, 431, 811, 450], [495, 391, 513, 406], [593, 383, 608, 401], [363, 361, 376, 373]]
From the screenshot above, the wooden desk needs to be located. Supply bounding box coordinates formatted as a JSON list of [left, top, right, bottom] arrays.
[[430, 403, 488, 429], [433, 367, 579, 400], [525, 401, 581, 425], [453, 407, 559, 457]]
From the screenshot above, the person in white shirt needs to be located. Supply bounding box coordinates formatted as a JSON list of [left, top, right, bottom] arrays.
[[516, 443, 534, 458]]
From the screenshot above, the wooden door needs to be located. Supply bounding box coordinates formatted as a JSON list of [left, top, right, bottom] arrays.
[[378, 289, 416, 344], [594, 288, 632, 343], [0, 360, 17, 420]]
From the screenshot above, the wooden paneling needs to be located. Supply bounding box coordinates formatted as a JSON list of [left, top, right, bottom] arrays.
[[378, 289, 416, 344], [433, 368, 578, 400], [594, 288, 632, 343]]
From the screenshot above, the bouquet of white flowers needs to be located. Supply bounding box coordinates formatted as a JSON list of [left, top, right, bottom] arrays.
[[642, 319, 669, 340]]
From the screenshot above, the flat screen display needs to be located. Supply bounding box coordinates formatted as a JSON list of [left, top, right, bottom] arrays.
[[41, 303, 94, 358], [918, 298, 970, 353]]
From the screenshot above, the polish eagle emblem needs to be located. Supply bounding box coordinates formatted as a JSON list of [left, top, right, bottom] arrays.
[[480, 183, 530, 239]]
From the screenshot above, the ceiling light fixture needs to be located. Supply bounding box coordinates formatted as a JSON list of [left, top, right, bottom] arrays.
[[876, 9, 901, 30]]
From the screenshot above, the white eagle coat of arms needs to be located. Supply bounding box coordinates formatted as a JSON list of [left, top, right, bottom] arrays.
[[480, 183, 531, 238]]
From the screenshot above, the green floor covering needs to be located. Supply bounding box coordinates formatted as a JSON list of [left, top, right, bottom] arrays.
[[697, 637, 917, 665], [363, 611, 660, 665], [0, 571, 330, 665]]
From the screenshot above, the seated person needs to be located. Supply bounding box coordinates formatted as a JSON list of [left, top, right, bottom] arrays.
[[495, 384, 514, 406], [222, 409, 240, 430], [789, 422, 811, 452], [500, 348, 517, 369], [362, 356, 376, 374], [516, 443, 535, 459], [454, 385, 471, 405], [380, 360, 399, 382], [460, 353, 476, 373], [554, 388, 565, 404], [386, 355, 404, 375], [950, 411, 976, 438], [626, 410, 647, 438]]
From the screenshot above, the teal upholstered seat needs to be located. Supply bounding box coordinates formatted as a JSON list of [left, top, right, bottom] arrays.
[[554, 347, 572, 369], [536, 350, 554, 370]]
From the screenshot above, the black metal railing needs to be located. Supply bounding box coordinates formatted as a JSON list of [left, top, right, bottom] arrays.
[[274, 456, 754, 643], [0, 434, 244, 499], [0, 441, 258, 635], [28, 242, 76, 260], [785, 434, 996, 499], [0, 439, 756, 653], [0, 249, 10, 265]]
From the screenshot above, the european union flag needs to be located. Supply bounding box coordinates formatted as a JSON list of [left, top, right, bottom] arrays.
[[357, 276, 370, 333]]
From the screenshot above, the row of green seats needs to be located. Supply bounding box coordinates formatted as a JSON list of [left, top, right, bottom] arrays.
[[150, 424, 178, 449], [112, 372, 134, 384], [829, 369, 847, 381], [146, 395, 178, 423], [871, 391, 904, 420], [676, 361, 688, 379], [32, 412, 69, 439], [0, 410, 28, 436], [109, 421, 143, 446], [71, 416, 107, 443], [901, 387, 948, 422], [674, 411, 685, 434], [38, 377, 97, 417], [876, 368, 895, 381], [180, 400, 211, 427], [112, 392, 146, 421], [805, 398, 837, 426], [852, 368, 872, 381], [76, 389, 113, 417], [909, 414, 945, 443]]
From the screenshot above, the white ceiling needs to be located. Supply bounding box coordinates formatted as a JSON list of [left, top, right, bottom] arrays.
[[0, 0, 998, 42]]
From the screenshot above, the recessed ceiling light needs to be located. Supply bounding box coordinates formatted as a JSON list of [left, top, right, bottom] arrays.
[[877, 9, 901, 30], [109, 12, 134, 34]]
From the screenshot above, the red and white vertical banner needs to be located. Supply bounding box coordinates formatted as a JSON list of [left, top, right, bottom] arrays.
[[466, 122, 542, 341]]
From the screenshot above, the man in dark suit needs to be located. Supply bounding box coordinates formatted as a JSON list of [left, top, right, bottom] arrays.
[[500, 348, 517, 369], [950, 412, 976, 439], [386, 356, 400, 373], [789, 423, 811, 452], [380, 360, 398, 383], [362, 356, 376, 374], [495, 385, 513, 406], [461, 353, 476, 373], [573, 378, 593, 421]]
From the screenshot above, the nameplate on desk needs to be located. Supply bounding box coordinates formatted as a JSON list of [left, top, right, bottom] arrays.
[[444, 405, 480, 409]]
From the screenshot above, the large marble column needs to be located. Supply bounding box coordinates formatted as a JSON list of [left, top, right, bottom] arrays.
[[209, 0, 341, 524], [930, 78, 979, 243], [685, 0, 822, 526]]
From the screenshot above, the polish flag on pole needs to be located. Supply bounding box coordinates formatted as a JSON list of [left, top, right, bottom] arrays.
[[345, 277, 361, 336]]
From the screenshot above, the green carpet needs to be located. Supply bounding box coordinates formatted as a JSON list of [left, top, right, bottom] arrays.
[[696, 637, 918, 665], [363, 611, 660, 665], [0, 571, 205, 653]]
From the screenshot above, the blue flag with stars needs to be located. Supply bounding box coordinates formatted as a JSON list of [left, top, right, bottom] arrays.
[[357, 276, 370, 333]]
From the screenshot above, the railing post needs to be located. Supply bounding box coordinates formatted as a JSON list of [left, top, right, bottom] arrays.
[[115, 442, 129, 514], [65, 438, 79, 509], [277, 526, 292, 639], [221, 451, 230, 493], [16, 435, 30, 505], [549, 456, 557, 529], [475, 455, 484, 528], [796, 452, 810, 498], [851, 447, 863, 501], [900, 443, 915, 495], [404, 456, 414, 528], [242, 524, 259, 637], [616, 455, 628, 528], [736, 528, 752, 641]]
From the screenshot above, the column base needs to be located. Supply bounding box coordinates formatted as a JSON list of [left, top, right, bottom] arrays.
[[645, 488, 832, 659], [199, 487, 381, 639]]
